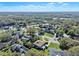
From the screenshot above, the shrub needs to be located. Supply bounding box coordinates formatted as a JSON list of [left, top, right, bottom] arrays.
[[16, 39, 23, 45], [67, 29, 75, 35], [56, 28, 65, 36], [23, 41, 33, 49]]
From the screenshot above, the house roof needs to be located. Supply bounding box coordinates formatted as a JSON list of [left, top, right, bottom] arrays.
[[0, 43, 6, 49], [11, 44, 28, 53], [48, 48, 71, 56], [33, 40, 47, 47], [70, 34, 79, 39]]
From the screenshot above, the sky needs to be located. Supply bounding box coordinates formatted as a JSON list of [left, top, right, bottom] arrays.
[[0, 2, 79, 12]]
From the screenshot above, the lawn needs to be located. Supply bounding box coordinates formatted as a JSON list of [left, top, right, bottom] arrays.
[[44, 33, 53, 38], [48, 42, 61, 50], [26, 48, 49, 56]]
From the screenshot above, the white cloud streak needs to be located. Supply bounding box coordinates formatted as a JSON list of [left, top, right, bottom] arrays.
[[0, 2, 78, 12]]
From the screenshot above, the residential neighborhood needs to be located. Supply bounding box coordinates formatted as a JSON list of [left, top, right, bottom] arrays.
[[0, 12, 79, 56]]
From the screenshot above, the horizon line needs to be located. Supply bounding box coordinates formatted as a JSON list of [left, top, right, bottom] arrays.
[[0, 11, 79, 12]]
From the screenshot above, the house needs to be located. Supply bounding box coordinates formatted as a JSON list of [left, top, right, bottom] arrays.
[[70, 34, 79, 40], [48, 48, 71, 56], [21, 35, 31, 41], [33, 40, 48, 50], [12, 31, 23, 39], [63, 34, 70, 38], [3, 26, 9, 30], [11, 44, 28, 53], [37, 30, 45, 36], [0, 43, 6, 50], [35, 32, 39, 36]]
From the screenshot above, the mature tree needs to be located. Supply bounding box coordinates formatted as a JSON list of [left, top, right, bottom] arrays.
[[59, 38, 79, 50], [0, 32, 11, 42], [68, 46, 79, 56]]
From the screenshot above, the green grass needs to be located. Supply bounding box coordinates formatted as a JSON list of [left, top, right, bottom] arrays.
[[38, 36, 44, 40], [44, 33, 53, 38], [48, 43, 61, 50], [0, 50, 18, 56], [26, 48, 49, 56], [44, 49, 49, 55]]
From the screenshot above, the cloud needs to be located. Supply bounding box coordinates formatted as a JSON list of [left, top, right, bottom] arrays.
[[0, 2, 78, 12], [0, 2, 66, 11], [18, 2, 69, 11], [18, 3, 52, 11]]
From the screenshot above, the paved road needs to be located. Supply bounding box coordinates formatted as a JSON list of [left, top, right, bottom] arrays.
[[49, 33, 60, 44], [43, 33, 60, 45]]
